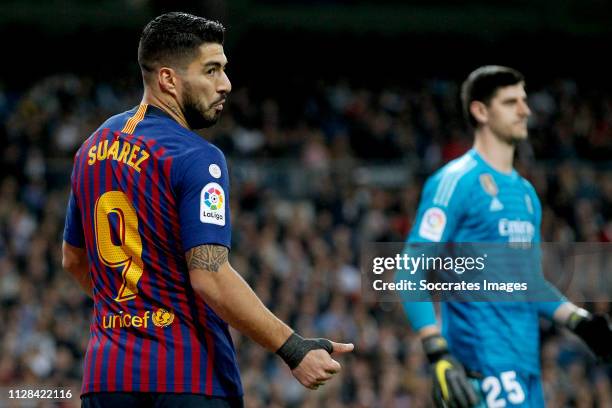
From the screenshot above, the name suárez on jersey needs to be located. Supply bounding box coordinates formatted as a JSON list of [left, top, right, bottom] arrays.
[[87, 139, 150, 173]]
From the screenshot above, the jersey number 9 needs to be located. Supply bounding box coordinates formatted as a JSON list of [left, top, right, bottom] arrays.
[[94, 191, 144, 302]]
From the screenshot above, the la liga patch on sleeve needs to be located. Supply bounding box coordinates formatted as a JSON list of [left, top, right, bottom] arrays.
[[200, 182, 226, 226], [418, 207, 446, 242]]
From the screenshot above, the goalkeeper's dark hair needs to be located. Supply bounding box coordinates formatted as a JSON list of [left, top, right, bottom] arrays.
[[461, 65, 525, 127], [138, 12, 225, 74]]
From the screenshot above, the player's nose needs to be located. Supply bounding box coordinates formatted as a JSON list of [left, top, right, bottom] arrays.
[[518, 99, 531, 117], [218, 71, 232, 95]]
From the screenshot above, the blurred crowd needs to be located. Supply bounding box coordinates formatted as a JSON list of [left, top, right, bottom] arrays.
[[0, 74, 611, 407]]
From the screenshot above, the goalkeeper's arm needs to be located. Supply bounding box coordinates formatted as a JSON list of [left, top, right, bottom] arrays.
[[402, 300, 479, 408], [400, 242, 479, 408]]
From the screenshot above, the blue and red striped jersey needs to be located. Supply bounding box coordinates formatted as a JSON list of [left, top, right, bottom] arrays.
[[63, 104, 243, 397]]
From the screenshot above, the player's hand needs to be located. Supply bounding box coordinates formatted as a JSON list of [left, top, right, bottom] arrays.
[[423, 335, 480, 408], [276, 333, 354, 389], [291, 348, 338, 389], [567, 309, 612, 363]]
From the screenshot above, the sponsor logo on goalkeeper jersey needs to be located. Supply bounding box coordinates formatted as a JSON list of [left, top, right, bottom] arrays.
[[498, 219, 535, 242], [102, 308, 175, 329]]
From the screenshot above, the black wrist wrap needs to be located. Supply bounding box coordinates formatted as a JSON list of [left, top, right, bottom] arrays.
[[276, 333, 333, 369]]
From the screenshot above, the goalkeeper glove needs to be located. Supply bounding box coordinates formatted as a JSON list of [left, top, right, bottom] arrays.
[[422, 335, 480, 408], [567, 309, 612, 363]]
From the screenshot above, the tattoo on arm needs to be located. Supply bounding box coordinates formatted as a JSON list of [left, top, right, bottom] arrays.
[[186, 245, 228, 272]]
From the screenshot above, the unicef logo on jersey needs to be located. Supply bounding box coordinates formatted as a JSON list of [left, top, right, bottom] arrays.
[[200, 182, 225, 226], [498, 219, 534, 243]]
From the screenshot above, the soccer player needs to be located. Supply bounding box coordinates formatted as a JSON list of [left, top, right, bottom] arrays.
[[401, 66, 612, 407], [61, 12, 353, 408]]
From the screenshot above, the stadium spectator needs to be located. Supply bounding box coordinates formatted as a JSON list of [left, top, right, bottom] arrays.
[[0, 65, 611, 406]]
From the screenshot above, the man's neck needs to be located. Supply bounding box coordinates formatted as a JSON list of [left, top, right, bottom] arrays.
[[473, 128, 515, 174], [141, 89, 190, 129]]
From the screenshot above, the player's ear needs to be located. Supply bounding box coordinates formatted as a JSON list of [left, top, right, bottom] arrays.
[[469, 101, 488, 125], [158, 67, 179, 98]]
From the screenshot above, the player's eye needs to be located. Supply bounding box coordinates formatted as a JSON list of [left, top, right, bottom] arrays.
[[206, 68, 216, 75]]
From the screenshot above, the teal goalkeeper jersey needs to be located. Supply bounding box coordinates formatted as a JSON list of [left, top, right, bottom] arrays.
[[407, 149, 544, 375]]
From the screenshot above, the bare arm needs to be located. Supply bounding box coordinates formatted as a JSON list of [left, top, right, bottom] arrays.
[[187, 244, 353, 389], [186, 244, 293, 351], [62, 241, 93, 298]]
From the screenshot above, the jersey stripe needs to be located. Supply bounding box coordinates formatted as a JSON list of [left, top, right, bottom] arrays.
[[157, 158, 194, 391], [120, 132, 140, 391], [80, 133, 98, 395], [153, 144, 193, 392], [204, 308, 215, 394], [106, 132, 123, 391], [101, 134, 117, 391], [121, 104, 148, 134], [130, 134, 147, 391], [136, 139, 159, 391], [433, 156, 477, 207], [92, 130, 108, 392], [151, 145, 185, 392], [160, 154, 206, 392], [162, 158, 181, 234], [145, 142, 173, 392], [137, 137, 165, 391]]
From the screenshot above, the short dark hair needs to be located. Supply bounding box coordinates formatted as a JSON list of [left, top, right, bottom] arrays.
[[461, 65, 525, 127], [138, 12, 225, 73]]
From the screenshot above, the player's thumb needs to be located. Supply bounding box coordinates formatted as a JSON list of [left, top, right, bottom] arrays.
[[330, 341, 354, 355]]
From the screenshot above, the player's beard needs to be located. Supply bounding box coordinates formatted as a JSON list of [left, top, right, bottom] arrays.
[[181, 82, 221, 130], [495, 132, 523, 146], [492, 122, 528, 146]]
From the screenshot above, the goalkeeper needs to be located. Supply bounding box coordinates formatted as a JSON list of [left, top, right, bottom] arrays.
[[401, 66, 612, 407]]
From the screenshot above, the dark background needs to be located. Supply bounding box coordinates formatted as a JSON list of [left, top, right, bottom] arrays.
[[2, 0, 611, 90]]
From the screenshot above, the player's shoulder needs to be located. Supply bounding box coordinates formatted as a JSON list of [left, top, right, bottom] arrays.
[[518, 174, 537, 194], [425, 151, 481, 207], [170, 131, 226, 164], [430, 151, 480, 183], [162, 128, 227, 187]]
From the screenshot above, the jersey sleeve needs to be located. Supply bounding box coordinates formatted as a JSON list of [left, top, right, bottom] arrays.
[[527, 184, 567, 318], [172, 145, 232, 252], [63, 188, 85, 247], [401, 173, 470, 331], [407, 174, 467, 243]]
